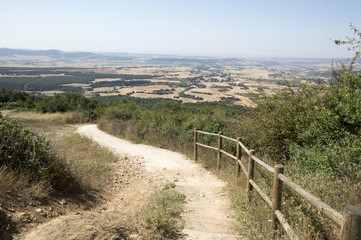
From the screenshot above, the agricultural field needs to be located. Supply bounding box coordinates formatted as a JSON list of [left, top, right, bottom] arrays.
[[0, 50, 333, 106]]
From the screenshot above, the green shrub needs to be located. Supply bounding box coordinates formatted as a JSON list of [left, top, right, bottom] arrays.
[[35, 92, 99, 120], [229, 26, 361, 239], [102, 98, 140, 120], [0, 88, 39, 109], [98, 101, 240, 156], [0, 113, 77, 191]]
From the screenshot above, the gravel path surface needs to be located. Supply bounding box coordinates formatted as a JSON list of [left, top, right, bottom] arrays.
[[77, 124, 241, 240]]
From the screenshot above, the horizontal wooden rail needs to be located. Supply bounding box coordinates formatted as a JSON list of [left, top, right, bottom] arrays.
[[193, 129, 358, 240], [278, 174, 343, 226], [275, 210, 299, 240], [238, 141, 250, 154], [220, 135, 238, 143], [249, 179, 272, 207], [196, 142, 218, 151], [196, 130, 219, 136], [220, 149, 237, 160], [251, 155, 275, 173]]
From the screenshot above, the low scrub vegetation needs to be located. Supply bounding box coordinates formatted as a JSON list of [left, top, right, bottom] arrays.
[[0, 90, 99, 121], [0, 111, 121, 195], [0, 113, 78, 192], [98, 100, 242, 157]]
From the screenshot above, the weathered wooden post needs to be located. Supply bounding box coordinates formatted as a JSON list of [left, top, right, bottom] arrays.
[[271, 164, 284, 234], [246, 149, 255, 199], [194, 128, 198, 161], [340, 205, 361, 240], [217, 131, 222, 169], [236, 137, 241, 176]]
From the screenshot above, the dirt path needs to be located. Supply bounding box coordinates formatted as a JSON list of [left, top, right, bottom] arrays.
[[77, 124, 240, 240]]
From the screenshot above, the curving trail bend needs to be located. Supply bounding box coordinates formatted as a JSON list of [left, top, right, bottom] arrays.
[[77, 124, 241, 240]]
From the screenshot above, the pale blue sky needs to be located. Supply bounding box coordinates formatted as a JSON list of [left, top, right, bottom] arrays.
[[1, 0, 360, 58]]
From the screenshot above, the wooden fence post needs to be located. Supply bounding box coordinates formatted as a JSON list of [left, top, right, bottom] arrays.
[[194, 128, 198, 161], [271, 164, 284, 234], [217, 131, 222, 169], [340, 205, 361, 240], [236, 137, 241, 176], [246, 149, 255, 199]]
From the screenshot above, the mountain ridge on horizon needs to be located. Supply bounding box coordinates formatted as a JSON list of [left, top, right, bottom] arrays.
[[0, 47, 343, 60]]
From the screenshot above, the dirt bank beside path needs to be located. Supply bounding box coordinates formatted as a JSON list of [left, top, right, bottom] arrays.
[[77, 124, 241, 240]]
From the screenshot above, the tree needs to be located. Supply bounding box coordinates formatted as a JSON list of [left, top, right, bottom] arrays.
[[333, 23, 361, 89]]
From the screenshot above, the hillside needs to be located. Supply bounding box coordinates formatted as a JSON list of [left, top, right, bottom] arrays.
[[1, 29, 360, 239], [0, 112, 241, 239]]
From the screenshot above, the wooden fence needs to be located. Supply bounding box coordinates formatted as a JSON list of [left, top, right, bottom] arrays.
[[194, 128, 361, 240]]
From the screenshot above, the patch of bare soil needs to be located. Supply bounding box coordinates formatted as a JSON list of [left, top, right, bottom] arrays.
[[19, 144, 162, 240], [1, 188, 97, 240]]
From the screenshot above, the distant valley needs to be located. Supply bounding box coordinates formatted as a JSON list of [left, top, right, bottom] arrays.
[[0, 48, 335, 106]]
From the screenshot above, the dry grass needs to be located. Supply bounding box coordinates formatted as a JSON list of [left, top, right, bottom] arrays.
[[6, 111, 90, 124], [0, 167, 50, 199], [24, 213, 127, 240], [57, 133, 120, 190], [137, 183, 186, 240], [2, 111, 119, 194], [226, 163, 360, 240], [3, 111, 119, 192]]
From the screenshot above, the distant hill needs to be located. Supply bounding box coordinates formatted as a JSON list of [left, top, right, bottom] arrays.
[[0, 47, 247, 66], [0, 48, 95, 58], [0, 47, 338, 67], [0, 48, 136, 64]]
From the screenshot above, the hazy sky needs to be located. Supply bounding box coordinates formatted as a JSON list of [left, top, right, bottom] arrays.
[[1, 0, 360, 58]]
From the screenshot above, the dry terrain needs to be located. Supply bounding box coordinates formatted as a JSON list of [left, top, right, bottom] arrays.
[[76, 124, 241, 240], [2, 118, 241, 239], [85, 61, 331, 106], [0, 56, 333, 107]]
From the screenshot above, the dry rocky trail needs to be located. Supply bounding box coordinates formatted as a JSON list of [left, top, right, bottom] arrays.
[[17, 124, 241, 240], [76, 124, 241, 240]]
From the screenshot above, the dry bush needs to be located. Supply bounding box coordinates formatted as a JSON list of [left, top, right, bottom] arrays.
[[64, 111, 90, 124]]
